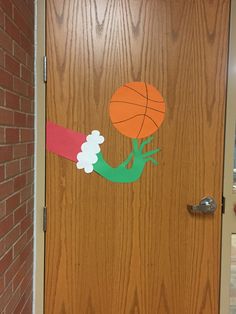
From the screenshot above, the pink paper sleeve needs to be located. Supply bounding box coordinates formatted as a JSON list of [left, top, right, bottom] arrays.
[[46, 121, 87, 162]]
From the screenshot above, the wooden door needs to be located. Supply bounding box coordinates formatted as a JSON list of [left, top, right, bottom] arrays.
[[45, 1, 230, 313]]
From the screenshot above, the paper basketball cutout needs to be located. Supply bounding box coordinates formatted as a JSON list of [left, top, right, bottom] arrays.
[[109, 82, 166, 139]]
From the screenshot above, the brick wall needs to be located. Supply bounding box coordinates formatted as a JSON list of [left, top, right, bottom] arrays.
[[0, 0, 34, 313]]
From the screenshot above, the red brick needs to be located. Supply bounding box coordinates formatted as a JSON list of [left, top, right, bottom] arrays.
[[4, 225, 20, 250], [20, 33, 33, 56], [14, 174, 26, 191], [12, 0, 33, 27], [0, 28, 12, 53], [19, 239, 32, 264], [21, 129, 34, 142], [0, 107, 13, 125], [21, 294, 32, 314], [20, 185, 32, 203], [13, 7, 33, 40], [26, 114, 34, 128], [26, 143, 34, 155], [0, 237, 5, 257], [27, 1, 35, 14], [20, 157, 32, 172], [0, 145, 13, 162], [5, 128, 19, 143], [5, 54, 20, 76], [28, 84, 34, 98], [0, 9, 4, 29], [0, 48, 4, 67], [0, 0, 12, 17], [0, 201, 6, 219], [5, 17, 20, 44], [15, 264, 32, 295], [5, 255, 20, 282], [0, 127, 5, 143], [5, 287, 21, 314], [21, 65, 31, 83], [6, 192, 20, 213], [0, 282, 12, 312], [20, 212, 32, 234], [13, 232, 27, 258], [26, 197, 33, 212], [0, 67, 13, 89], [13, 77, 28, 97], [22, 253, 33, 276], [20, 129, 33, 142], [13, 143, 27, 159], [26, 170, 34, 185], [14, 203, 26, 224], [0, 164, 4, 181], [0, 275, 4, 294], [0, 88, 4, 106], [0, 248, 12, 273], [14, 111, 26, 127], [26, 54, 33, 70], [0, 214, 13, 237], [26, 225, 33, 240], [0, 2, 34, 308], [13, 294, 25, 313], [20, 281, 32, 313], [13, 292, 26, 314], [0, 180, 14, 201], [13, 42, 26, 65], [20, 97, 31, 113], [6, 160, 20, 178], [5, 91, 20, 110]]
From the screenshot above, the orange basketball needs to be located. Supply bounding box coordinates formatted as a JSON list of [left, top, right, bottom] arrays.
[[109, 82, 166, 139]]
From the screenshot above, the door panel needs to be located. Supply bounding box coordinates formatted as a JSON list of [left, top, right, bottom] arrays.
[[45, 1, 230, 313]]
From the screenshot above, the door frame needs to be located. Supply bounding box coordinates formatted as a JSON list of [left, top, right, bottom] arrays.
[[33, 1, 234, 313], [220, 0, 236, 313], [33, 1, 46, 313]]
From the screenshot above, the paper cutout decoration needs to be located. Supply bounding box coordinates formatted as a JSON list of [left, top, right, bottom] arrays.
[[76, 130, 104, 173], [109, 82, 165, 138], [46, 81, 166, 183], [46, 123, 160, 182], [46, 121, 86, 162], [93, 137, 160, 183]]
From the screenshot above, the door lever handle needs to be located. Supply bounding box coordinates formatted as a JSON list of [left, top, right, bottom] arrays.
[[188, 196, 217, 214]]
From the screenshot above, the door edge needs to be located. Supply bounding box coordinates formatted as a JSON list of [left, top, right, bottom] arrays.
[[221, 0, 236, 313]]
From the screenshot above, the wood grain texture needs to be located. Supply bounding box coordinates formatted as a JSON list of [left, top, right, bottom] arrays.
[[45, 1, 230, 313]]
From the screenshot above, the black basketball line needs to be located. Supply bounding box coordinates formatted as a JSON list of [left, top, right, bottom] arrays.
[[124, 84, 164, 103], [113, 114, 144, 124], [110, 100, 165, 114], [113, 113, 159, 129], [136, 83, 149, 138], [146, 115, 159, 128]]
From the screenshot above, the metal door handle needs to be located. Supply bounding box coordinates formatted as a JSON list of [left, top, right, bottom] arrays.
[[188, 196, 217, 214]]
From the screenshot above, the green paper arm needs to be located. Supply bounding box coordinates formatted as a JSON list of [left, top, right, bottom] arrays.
[[93, 136, 160, 183]]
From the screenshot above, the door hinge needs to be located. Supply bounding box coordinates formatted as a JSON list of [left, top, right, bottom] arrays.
[[221, 196, 225, 214], [43, 206, 47, 232], [43, 56, 47, 83]]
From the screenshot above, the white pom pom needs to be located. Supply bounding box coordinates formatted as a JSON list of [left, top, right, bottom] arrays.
[[91, 130, 100, 136], [76, 130, 105, 174], [77, 152, 86, 162], [76, 161, 85, 169], [97, 135, 104, 144], [84, 164, 93, 173], [81, 142, 100, 154], [82, 152, 98, 164]]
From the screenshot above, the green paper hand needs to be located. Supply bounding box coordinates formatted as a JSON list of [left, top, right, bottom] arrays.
[[93, 137, 160, 183]]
